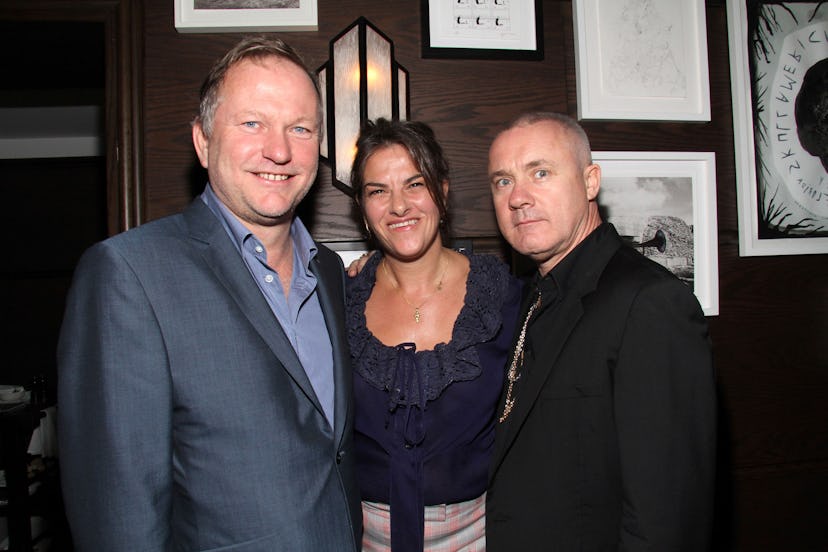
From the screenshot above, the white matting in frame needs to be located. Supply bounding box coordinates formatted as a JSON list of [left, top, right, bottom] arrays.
[[324, 241, 369, 269], [726, 1, 828, 256], [573, 0, 710, 121], [421, 0, 542, 59], [593, 151, 719, 316], [174, 0, 317, 33]]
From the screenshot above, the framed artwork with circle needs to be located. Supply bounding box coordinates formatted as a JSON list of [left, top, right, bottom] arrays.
[[727, 1, 828, 256]]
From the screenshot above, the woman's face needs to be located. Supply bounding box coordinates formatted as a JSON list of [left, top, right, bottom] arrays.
[[360, 144, 446, 261]]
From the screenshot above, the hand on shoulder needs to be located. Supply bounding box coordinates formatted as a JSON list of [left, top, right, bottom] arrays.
[[347, 251, 375, 277]]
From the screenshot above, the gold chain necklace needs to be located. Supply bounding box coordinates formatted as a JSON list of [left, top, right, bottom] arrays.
[[499, 290, 542, 423], [382, 257, 448, 324]]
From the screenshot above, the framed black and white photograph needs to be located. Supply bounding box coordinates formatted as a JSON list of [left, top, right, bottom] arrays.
[[594, 151, 719, 316], [420, 0, 543, 60], [727, 1, 828, 256], [174, 0, 317, 33], [573, 0, 710, 121]]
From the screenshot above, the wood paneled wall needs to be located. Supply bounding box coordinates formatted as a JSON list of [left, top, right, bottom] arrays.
[[138, 0, 828, 549]]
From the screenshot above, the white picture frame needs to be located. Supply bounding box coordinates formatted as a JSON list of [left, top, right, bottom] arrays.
[[324, 241, 369, 268], [174, 0, 317, 33], [726, 1, 828, 256], [573, 0, 710, 121], [421, 0, 543, 60], [593, 151, 719, 316]]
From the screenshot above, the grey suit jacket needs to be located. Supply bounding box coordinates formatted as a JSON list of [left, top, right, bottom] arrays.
[[57, 199, 361, 551]]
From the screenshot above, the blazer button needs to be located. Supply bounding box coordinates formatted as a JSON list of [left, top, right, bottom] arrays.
[[336, 451, 345, 464]]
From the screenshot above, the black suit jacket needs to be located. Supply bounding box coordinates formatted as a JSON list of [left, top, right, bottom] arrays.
[[487, 224, 716, 551]]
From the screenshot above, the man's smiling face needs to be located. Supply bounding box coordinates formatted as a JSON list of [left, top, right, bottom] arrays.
[[192, 56, 321, 232]]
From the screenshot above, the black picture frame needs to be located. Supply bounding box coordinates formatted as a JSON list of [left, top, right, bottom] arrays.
[[420, 0, 543, 60]]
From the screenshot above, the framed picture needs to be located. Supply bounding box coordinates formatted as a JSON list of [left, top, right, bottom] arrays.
[[174, 0, 317, 33], [726, 1, 828, 256], [573, 0, 710, 121], [324, 241, 369, 268], [325, 240, 475, 268], [420, 0, 543, 60], [593, 151, 719, 316]]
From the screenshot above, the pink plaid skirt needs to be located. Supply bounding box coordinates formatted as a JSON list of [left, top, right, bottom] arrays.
[[361, 492, 486, 552]]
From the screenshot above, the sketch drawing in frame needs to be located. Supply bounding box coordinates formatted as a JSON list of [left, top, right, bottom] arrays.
[[573, 0, 710, 121], [727, 1, 828, 256], [593, 151, 719, 316], [174, 0, 317, 33], [420, 0, 543, 60]]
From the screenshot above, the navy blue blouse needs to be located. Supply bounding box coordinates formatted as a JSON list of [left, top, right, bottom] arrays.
[[346, 252, 522, 551]]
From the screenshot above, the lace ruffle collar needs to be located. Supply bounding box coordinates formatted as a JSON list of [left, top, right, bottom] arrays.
[[346, 252, 513, 405]]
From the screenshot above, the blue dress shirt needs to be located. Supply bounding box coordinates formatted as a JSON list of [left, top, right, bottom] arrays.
[[201, 185, 335, 426]]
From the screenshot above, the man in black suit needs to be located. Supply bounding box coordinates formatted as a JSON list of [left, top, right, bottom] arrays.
[[485, 112, 716, 551]]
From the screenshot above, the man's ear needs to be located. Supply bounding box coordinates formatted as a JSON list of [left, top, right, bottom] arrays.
[[192, 122, 209, 169], [584, 163, 601, 201]]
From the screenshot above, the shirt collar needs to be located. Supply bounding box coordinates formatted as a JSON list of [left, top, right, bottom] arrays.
[[199, 184, 318, 267], [535, 222, 609, 297]]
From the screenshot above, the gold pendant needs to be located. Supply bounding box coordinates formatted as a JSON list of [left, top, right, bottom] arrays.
[[414, 308, 421, 323]]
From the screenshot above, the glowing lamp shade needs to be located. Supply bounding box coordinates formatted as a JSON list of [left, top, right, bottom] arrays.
[[318, 17, 409, 195]]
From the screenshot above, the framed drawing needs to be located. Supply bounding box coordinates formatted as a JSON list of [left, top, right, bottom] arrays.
[[573, 0, 710, 121], [593, 151, 719, 316], [727, 1, 828, 256], [174, 0, 317, 33], [421, 0, 543, 60]]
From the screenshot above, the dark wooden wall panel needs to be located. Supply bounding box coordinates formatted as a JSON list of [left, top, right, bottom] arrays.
[[136, 0, 827, 550], [731, 465, 828, 551]]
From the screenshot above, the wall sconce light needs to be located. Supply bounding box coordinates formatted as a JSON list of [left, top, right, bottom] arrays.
[[318, 17, 409, 196]]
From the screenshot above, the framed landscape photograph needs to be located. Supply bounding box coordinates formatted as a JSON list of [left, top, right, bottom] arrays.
[[573, 0, 710, 121], [421, 0, 543, 60], [593, 151, 719, 316], [174, 0, 317, 33], [727, 1, 828, 256]]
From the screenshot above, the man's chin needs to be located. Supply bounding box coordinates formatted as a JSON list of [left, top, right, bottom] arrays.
[[248, 207, 294, 227], [509, 237, 545, 259]]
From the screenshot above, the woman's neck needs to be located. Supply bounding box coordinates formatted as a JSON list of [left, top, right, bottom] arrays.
[[381, 246, 448, 295]]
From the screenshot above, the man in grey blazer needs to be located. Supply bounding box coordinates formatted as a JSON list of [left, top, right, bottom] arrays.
[[57, 37, 361, 551], [485, 112, 716, 550]]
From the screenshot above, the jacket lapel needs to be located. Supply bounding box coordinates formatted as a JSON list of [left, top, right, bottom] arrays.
[[182, 200, 324, 416], [309, 248, 350, 444], [490, 225, 624, 477], [490, 295, 585, 473]]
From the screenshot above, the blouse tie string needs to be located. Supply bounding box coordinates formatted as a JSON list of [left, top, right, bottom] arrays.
[[388, 343, 427, 552]]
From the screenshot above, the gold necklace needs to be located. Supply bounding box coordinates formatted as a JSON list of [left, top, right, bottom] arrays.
[[499, 290, 542, 423], [382, 257, 448, 324]]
